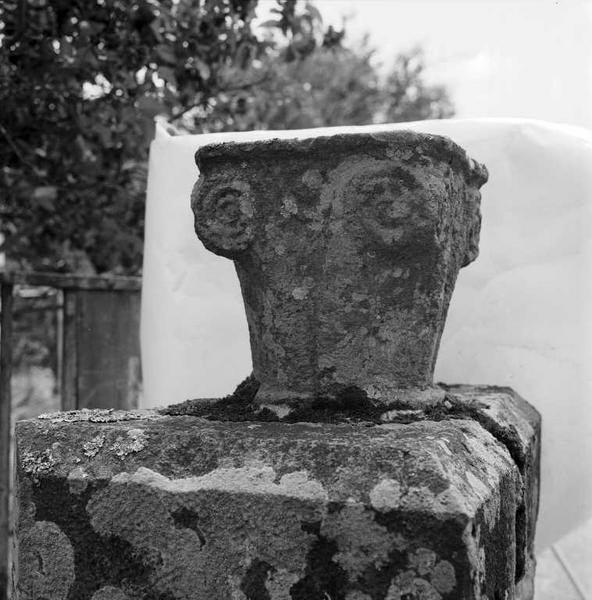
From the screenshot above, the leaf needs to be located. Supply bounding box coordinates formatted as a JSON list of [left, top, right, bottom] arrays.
[[259, 19, 280, 28], [60, 39, 75, 62], [121, 159, 138, 171], [155, 44, 176, 64], [33, 186, 57, 211], [137, 96, 165, 116], [195, 58, 211, 80], [150, 21, 162, 41], [96, 125, 112, 147], [158, 66, 176, 83], [305, 3, 323, 27]]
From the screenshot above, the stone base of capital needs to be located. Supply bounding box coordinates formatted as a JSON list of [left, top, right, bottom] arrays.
[[13, 385, 539, 600]]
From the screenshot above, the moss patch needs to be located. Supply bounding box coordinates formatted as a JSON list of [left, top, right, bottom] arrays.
[[159, 376, 389, 424]]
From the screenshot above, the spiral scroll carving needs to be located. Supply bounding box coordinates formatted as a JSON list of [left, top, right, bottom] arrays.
[[191, 179, 254, 258]]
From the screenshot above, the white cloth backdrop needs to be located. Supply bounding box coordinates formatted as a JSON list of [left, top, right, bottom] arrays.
[[141, 118, 592, 551]]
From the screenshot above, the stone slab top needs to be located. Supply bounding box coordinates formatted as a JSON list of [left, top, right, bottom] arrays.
[[15, 386, 539, 523], [16, 413, 513, 522], [194, 129, 489, 186]]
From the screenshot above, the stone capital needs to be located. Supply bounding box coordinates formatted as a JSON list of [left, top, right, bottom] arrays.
[[192, 131, 488, 405]]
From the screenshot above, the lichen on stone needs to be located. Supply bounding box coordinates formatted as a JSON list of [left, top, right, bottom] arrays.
[[109, 427, 147, 458], [17, 521, 75, 600], [82, 432, 106, 458], [37, 407, 159, 423], [264, 568, 300, 600], [88, 474, 204, 599], [107, 464, 327, 502], [67, 466, 89, 494], [369, 478, 402, 512], [430, 560, 456, 594], [90, 586, 130, 600], [408, 547, 437, 576], [320, 504, 405, 581], [86, 464, 324, 599], [20, 448, 56, 481]]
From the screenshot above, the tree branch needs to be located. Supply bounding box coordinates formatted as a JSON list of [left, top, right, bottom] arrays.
[[0, 123, 37, 172], [168, 74, 271, 122]]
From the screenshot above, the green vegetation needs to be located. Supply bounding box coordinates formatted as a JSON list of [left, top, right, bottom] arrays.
[[0, 0, 454, 276]]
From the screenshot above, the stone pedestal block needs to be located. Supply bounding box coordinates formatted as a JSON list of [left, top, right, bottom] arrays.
[[13, 385, 539, 600]]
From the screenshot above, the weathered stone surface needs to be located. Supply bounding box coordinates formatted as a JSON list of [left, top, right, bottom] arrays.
[[440, 385, 541, 590], [191, 131, 488, 406], [13, 385, 539, 599]]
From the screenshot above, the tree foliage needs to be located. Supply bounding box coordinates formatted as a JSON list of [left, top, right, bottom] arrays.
[[204, 41, 453, 133], [0, 0, 454, 276]]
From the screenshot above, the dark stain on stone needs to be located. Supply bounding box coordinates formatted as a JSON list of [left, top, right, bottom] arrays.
[[160, 377, 386, 425], [290, 520, 347, 600], [514, 504, 526, 582], [230, 373, 261, 403], [390, 165, 420, 190], [240, 558, 274, 600], [374, 509, 472, 598], [429, 391, 525, 473], [30, 478, 175, 600], [285, 387, 384, 424], [477, 476, 516, 599], [157, 434, 221, 476], [170, 507, 206, 546], [356, 547, 409, 600], [160, 374, 269, 422]]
